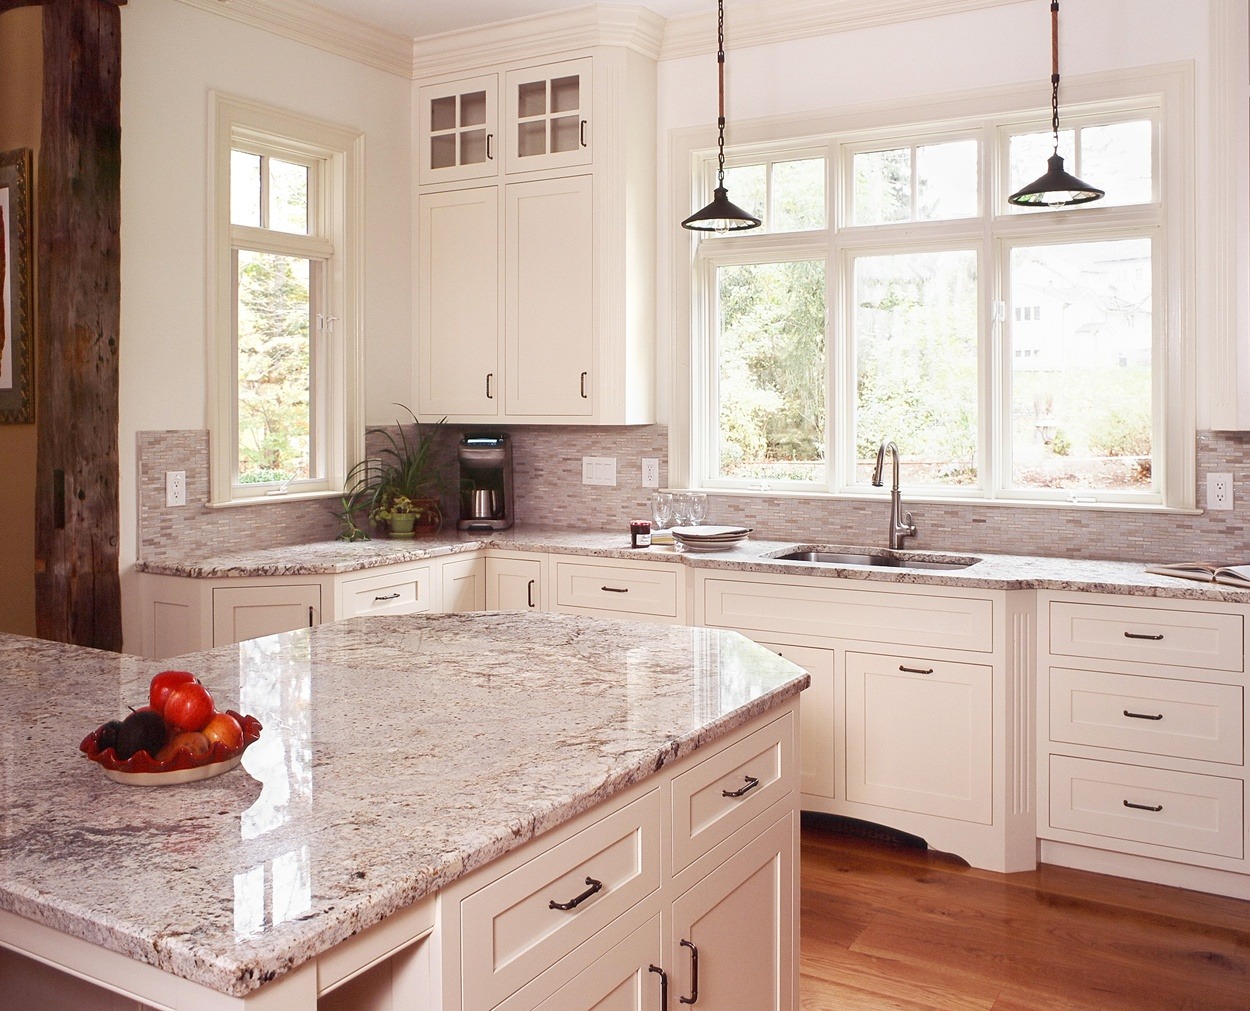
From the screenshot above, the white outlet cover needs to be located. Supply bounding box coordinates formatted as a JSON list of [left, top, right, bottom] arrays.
[[165, 470, 187, 507], [1208, 472, 1234, 511], [641, 458, 660, 488]]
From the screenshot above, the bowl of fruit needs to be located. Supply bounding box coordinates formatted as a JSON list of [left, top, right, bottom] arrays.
[[81, 671, 262, 786]]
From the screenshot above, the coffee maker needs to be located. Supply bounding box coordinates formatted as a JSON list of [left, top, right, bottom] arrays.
[[457, 433, 514, 531]]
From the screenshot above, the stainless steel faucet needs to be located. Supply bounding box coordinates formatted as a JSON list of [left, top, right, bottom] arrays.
[[871, 440, 917, 550]]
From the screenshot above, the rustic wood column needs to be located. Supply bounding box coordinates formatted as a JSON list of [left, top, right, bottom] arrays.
[[34, 0, 125, 649]]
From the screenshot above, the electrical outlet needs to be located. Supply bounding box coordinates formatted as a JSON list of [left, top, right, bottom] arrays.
[[165, 470, 187, 507], [641, 458, 660, 488], [582, 456, 617, 486], [1208, 472, 1234, 511]]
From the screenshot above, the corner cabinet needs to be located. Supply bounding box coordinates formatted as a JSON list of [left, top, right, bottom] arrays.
[[414, 41, 656, 426]]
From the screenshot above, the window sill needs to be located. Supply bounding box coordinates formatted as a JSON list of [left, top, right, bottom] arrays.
[[206, 489, 345, 509]]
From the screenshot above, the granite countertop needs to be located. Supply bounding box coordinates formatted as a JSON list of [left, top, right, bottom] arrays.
[[0, 613, 807, 997], [135, 525, 1250, 603]]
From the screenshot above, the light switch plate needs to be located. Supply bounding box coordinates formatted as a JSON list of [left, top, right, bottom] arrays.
[[166, 470, 187, 507], [1208, 472, 1234, 511], [582, 456, 617, 486]]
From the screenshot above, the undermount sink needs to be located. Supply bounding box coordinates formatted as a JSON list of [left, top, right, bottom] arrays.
[[772, 548, 980, 571]]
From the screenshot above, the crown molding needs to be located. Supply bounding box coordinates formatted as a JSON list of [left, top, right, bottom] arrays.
[[172, 0, 412, 78], [411, 4, 666, 80], [659, 0, 1028, 61]]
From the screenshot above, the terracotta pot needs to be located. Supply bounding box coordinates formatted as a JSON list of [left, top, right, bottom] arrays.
[[410, 497, 443, 537]]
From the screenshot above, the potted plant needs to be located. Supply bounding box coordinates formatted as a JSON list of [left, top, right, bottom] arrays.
[[344, 407, 448, 538]]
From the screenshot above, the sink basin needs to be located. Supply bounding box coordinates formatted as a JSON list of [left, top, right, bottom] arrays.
[[772, 548, 979, 571]]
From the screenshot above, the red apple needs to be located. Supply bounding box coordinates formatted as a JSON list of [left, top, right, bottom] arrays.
[[164, 682, 216, 732], [157, 730, 211, 764], [201, 712, 244, 753], [149, 670, 197, 716]]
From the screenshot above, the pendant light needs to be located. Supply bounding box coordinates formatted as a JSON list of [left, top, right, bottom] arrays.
[[1008, 0, 1103, 207], [681, 0, 761, 232]]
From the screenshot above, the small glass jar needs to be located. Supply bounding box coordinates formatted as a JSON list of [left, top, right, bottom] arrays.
[[630, 519, 652, 548]]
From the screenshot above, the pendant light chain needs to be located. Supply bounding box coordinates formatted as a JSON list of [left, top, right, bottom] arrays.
[[716, 0, 726, 189], [1049, 0, 1061, 154]]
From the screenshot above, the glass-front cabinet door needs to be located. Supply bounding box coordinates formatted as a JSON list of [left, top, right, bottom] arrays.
[[504, 58, 593, 175], [418, 74, 499, 185]]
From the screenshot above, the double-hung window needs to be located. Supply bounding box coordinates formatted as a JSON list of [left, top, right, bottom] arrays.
[[210, 96, 363, 505], [687, 80, 1185, 508]]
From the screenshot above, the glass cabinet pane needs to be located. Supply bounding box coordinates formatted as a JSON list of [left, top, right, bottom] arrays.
[[431, 134, 456, 170], [517, 80, 546, 119], [551, 116, 580, 153], [550, 75, 580, 114], [460, 90, 487, 128], [518, 121, 546, 158], [461, 129, 488, 166], [430, 95, 456, 133]]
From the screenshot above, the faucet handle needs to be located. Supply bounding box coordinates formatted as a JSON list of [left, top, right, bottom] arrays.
[[902, 511, 916, 535]]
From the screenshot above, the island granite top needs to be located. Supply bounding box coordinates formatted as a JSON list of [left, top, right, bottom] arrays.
[[0, 612, 807, 997], [134, 525, 1250, 603]]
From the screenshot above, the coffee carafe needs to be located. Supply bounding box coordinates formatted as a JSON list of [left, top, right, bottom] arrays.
[[457, 433, 514, 531]]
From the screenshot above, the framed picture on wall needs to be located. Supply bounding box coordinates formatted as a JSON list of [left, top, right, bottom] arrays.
[[0, 147, 33, 424]]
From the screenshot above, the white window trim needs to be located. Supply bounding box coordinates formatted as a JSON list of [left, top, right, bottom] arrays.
[[668, 63, 1195, 511], [208, 93, 365, 506]]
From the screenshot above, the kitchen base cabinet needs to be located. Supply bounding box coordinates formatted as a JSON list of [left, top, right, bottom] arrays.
[[757, 641, 835, 800], [551, 556, 684, 624], [211, 584, 320, 648], [486, 551, 545, 611], [1038, 591, 1250, 896], [440, 554, 486, 612]]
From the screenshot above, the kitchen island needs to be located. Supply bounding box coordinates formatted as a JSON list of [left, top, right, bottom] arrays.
[[0, 612, 807, 1009]]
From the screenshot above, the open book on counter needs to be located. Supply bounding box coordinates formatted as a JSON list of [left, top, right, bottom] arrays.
[[1146, 561, 1250, 588]]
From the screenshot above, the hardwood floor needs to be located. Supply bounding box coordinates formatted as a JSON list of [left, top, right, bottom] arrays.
[[799, 814, 1250, 1010]]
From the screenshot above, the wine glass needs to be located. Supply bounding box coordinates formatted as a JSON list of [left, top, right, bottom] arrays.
[[687, 492, 708, 526], [671, 492, 693, 527], [650, 491, 673, 531]]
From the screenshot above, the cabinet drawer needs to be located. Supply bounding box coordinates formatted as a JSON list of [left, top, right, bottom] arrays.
[[460, 790, 660, 1009], [338, 565, 433, 619], [1050, 667, 1243, 765], [671, 710, 795, 873], [1049, 755, 1243, 858], [554, 561, 679, 618], [702, 577, 993, 652], [1049, 601, 1243, 672]]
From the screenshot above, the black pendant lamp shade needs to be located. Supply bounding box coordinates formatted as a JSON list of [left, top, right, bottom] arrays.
[[1008, 1, 1103, 208], [682, 0, 761, 232]]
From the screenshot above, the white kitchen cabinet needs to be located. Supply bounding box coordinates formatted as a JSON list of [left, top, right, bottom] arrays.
[[416, 186, 500, 418], [417, 74, 498, 186], [844, 650, 994, 825], [505, 174, 594, 417], [504, 58, 592, 175], [668, 812, 796, 1011], [440, 555, 486, 612], [486, 552, 545, 611], [758, 641, 836, 801], [1038, 591, 1250, 894], [552, 556, 683, 624], [211, 583, 320, 648], [414, 40, 655, 426]]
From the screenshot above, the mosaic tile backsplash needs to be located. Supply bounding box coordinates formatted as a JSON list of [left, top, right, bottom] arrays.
[[138, 427, 1250, 564]]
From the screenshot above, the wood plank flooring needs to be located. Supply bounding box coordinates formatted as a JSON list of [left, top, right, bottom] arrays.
[[799, 814, 1250, 1010]]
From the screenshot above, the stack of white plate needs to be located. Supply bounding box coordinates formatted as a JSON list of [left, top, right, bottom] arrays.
[[670, 525, 752, 552]]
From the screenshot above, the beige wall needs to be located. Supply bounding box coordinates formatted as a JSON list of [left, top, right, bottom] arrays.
[[0, 6, 40, 637]]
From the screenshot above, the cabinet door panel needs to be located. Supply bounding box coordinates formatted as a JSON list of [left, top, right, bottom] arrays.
[[505, 176, 593, 417], [669, 813, 795, 1010], [441, 556, 486, 612], [211, 584, 319, 647], [504, 58, 592, 175], [757, 641, 835, 800], [417, 188, 500, 418], [845, 651, 993, 824], [486, 556, 543, 611], [417, 74, 498, 185]]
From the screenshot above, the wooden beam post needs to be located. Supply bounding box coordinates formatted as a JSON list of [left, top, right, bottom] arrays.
[[34, 0, 123, 649]]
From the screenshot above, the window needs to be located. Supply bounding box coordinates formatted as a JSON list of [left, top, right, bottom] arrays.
[[209, 96, 363, 505], [685, 82, 1185, 508]]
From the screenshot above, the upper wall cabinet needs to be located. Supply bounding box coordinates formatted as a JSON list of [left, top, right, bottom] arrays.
[[414, 38, 656, 426]]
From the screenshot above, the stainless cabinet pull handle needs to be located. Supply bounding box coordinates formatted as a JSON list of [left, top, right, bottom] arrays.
[[486, 372, 494, 399], [548, 876, 602, 911], [649, 965, 669, 1010], [1123, 709, 1164, 721], [899, 665, 934, 675], [527, 579, 536, 608], [486, 132, 494, 160], [1124, 631, 1164, 641], [722, 774, 759, 798], [1123, 799, 1163, 812], [601, 585, 628, 593], [580, 371, 589, 398], [580, 119, 587, 147], [374, 592, 401, 602], [679, 938, 699, 1005]]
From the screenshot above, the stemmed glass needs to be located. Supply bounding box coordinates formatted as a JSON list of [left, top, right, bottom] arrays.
[[650, 491, 673, 532], [671, 492, 693, 527], [687, 493, 708, 526]]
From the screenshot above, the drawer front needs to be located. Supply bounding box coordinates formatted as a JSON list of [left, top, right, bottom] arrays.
[[339, 565, 433, 619], [1049, 755, 1243, 858], [1049, 601, 1243, 672], [1050, 667, 1243, 765], [460, 790, 661, 1009], [702, 577, 993, 653], [671, 710, 795, 873], [554, 561, 679, 618]]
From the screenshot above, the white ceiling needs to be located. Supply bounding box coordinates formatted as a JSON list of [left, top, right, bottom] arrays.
[[305, 1, 717, 40]]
